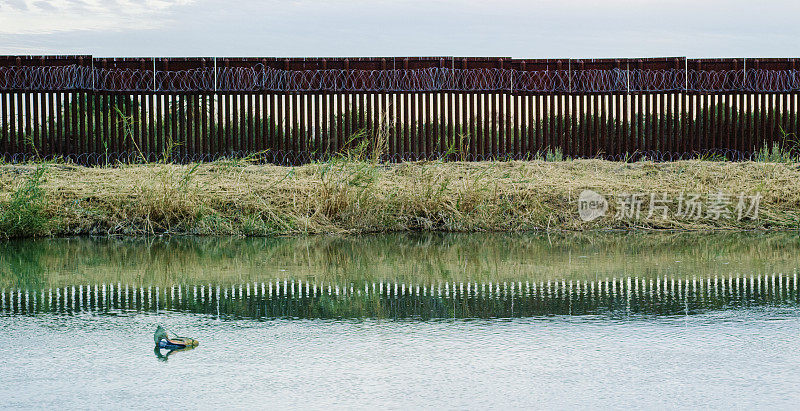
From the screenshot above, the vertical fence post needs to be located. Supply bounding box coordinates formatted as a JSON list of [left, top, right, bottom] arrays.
[[622, 60, 630, 159]]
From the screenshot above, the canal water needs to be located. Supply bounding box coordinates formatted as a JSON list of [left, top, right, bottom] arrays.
[[1, 233, 799, 408]]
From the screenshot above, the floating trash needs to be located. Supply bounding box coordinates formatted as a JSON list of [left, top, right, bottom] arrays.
[[153, 325, 199, 349]]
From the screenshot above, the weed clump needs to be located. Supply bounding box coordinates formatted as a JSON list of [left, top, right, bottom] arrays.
[[0, 166, 49, 238], [755, 142, 798, 163]]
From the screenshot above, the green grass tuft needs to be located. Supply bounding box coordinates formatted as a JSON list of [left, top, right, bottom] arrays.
[[0, 166, 49, 238]]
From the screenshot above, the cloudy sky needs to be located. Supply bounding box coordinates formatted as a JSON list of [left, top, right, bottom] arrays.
[[0, 0, 797, 58]]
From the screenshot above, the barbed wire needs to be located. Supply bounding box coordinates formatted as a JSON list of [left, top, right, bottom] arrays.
[[2, 65, 800, 92], [0, 148, 761, 166]]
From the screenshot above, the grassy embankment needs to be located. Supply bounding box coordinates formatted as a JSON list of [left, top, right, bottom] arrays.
[[0, 140, 798, 238]]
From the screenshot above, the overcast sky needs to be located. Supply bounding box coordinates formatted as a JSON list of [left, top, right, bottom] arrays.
[[0, 0, 798, 58]]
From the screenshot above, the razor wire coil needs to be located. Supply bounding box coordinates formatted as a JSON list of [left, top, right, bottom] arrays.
[[0, 148, 760, 166], [2, 65, 800, 92]]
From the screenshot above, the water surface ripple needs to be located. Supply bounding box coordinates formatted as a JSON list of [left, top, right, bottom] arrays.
[[1, 232, 799, 408]]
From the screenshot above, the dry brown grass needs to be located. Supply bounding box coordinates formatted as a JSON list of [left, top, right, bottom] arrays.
[[0, 158, 799, 237]]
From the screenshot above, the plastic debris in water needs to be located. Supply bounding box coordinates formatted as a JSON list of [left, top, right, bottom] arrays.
[[153, 325, 199, 349]]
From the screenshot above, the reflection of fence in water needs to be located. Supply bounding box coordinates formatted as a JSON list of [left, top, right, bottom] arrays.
[[2, 273, 799, 319]]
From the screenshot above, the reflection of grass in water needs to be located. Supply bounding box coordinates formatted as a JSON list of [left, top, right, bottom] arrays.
[[1, 232, 799, 288], [0, 240, 46, 289], [304, 294, 387, 319], [190, 291, 389, 319]]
